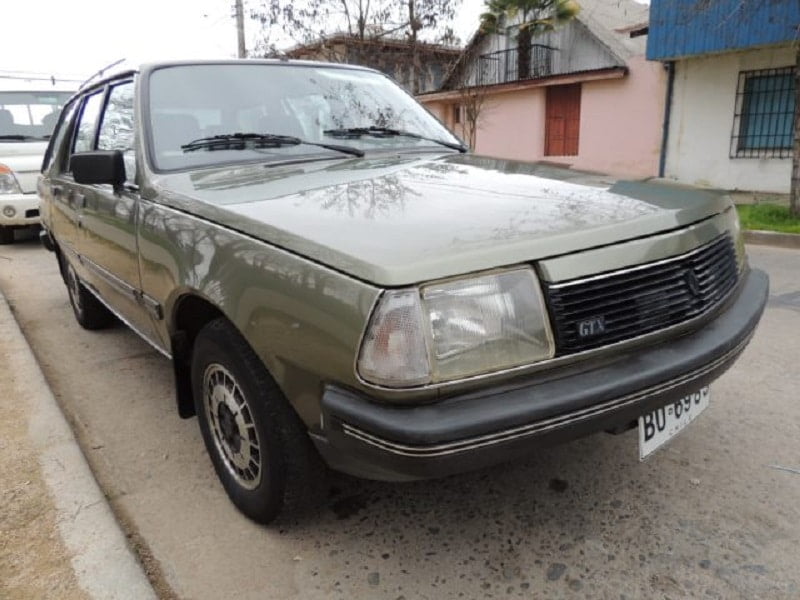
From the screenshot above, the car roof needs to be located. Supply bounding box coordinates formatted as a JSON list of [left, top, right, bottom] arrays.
[[138, 58, 376, 72], [77, 58, 379, 94]]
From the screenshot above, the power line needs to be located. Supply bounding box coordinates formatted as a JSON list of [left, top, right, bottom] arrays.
[[0, 69, 85, 82], [0, 74, 84, 83]]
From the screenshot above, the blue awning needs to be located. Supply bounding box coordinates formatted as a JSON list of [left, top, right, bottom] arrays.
[[646, 0, 800, 61]]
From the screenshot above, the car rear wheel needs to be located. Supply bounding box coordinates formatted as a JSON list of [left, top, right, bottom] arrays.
[[191, 317, 325, 524], [0, 226, 14, 245], [64, 259, 115, 330]]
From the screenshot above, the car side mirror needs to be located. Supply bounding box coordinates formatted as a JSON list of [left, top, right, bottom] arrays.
[[71, 151, 126, 187]]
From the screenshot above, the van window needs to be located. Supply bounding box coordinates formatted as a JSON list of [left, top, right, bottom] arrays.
[[0, 91, 72, 140]]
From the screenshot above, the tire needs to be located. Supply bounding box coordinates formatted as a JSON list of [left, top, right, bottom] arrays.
[[0, 226, 14, 245], [191, 317, 325, 524], [64, 259, 116, 330], [55, 248, 69, 285]]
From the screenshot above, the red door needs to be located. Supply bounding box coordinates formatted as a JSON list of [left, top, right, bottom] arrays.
[[545, 84, 581, 156]]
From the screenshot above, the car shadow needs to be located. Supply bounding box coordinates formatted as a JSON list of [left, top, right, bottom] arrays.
[[265, 432, 659, 595]]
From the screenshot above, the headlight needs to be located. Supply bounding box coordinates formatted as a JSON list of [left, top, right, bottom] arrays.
[[727, 206, 746, 272], [0, 164, 22, 195], [358, 267, 555, 388]]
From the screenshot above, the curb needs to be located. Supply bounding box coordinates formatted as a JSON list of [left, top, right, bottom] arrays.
[[0, 292, 158, 600], [744, 229, 800, 250]]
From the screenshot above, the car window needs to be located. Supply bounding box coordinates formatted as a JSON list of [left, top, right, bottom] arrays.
[[97, 81, 137, 184], [73, 92, 104, 154], [148, 64, 462, 171], [42, 99, 79, 173]]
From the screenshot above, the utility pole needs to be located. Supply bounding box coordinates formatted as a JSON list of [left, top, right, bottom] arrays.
[[791, 40, 799, 217], [235, 0, 246, 58]]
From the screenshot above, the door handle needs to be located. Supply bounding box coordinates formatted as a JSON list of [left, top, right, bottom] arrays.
[[68, 192, 86, 209], [51, 185, 64, 197]]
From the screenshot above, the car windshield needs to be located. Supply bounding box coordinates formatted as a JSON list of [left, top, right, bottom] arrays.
[[0, 91, 72, 140], [147, 63, 462, 171]]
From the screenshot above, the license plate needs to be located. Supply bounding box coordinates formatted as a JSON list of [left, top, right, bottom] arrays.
[[638, 387, 710, 460]]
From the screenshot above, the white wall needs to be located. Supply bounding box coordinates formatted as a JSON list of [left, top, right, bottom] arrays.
[[666, 46, 794, 193]]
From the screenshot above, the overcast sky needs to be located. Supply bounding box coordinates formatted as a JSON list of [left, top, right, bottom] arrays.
[[2, 0, 486, 81], [2, 0, 648, 83]]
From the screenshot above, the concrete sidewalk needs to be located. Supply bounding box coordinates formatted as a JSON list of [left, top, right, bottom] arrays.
[[0, 291, 157, 600]]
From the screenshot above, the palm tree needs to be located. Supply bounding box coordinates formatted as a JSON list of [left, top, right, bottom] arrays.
[[480, 0, 580, 81]]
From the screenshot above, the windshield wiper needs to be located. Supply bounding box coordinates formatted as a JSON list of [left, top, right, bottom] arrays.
[[181, 132, 364, 158], [0, 134, 36, 141], [323, 126, 467, 153]]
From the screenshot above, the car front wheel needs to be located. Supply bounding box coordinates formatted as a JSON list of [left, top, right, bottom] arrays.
[[64, 259, 115, 330], [191, 317, 325, 524]]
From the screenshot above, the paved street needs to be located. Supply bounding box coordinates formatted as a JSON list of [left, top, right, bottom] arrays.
[[1, 234, 799, 599]]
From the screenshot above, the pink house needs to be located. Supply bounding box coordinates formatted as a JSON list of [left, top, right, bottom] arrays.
[[419, 0, 665, 179]]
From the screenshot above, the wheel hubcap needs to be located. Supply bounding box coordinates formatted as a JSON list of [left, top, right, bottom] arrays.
[[217, 403, 241, 453], [203, 363, 262, 490]]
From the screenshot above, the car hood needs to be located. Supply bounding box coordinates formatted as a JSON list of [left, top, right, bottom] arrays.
[[149, 153, 732, 286], [0, 141, 48, 193]]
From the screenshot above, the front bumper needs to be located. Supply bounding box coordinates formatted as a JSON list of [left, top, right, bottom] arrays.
[[314, 268, 769, 481], [0, 193, 40, 226]]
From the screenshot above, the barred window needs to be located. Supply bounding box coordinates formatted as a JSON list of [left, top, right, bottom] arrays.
[[730, 67, 796, 159]]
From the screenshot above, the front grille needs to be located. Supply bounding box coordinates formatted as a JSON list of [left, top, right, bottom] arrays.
[[545, 234, 739, 354]]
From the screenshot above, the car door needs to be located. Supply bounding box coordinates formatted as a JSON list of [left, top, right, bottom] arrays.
[[40, 97, 80, 250], [47, 92, 105, 258], [75, 78, 159, 344]]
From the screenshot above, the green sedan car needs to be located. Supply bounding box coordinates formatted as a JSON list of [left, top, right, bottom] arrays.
[[38, 60, 768, 524]]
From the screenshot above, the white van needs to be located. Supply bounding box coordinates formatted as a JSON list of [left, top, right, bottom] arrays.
[[1, 78, 74, 243]]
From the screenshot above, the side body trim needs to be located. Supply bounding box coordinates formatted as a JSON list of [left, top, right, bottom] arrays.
[[80, 254, 165, 322], [76, 254, 171, 357]]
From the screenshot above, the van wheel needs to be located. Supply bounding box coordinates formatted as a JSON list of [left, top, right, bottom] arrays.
[[192, 317, 325, 524], [0, 226, 13, 244], [64, 260, 115, 330]]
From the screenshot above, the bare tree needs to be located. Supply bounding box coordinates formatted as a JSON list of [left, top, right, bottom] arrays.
[[448, 41, 493, 149], [249, 0, 461, 91], [456, 86, 491, 149], [249, 0, 394, 58], [398, 0, 460, 94]]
